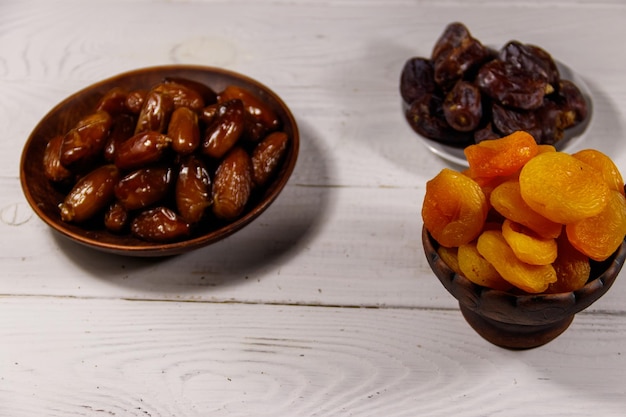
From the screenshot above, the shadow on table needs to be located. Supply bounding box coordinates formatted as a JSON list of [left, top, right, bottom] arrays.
[[52, 118, 336, 294]]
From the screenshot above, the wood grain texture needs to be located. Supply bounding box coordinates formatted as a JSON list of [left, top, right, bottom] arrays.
[[1, 297, 625, 417], [2, 0, 626, 415]]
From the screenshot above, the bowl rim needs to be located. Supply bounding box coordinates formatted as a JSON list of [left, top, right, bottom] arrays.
[[20, 64, 300, 256], [422, 225, 626, 325]]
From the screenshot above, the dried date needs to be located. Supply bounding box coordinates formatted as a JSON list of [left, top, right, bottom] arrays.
[[59, 164, 120, 223], [212, 147, 253, 220], [114, 166, 173, 211], [443, 80, 482, 132], [130, 206, 190, 242], [400, 57, 437, 105], [176, 155, 212, 224]]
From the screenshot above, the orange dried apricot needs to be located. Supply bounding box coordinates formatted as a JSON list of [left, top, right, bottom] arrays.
[[566, 190, 626, 261], [537, 144, 556, 154], [464, 131, 538, 179], [547, 234, 591, 293], [422, 168, 488, 247], [476, 230, 557, 293], [437, 246, 462, 276], [457, 242, 512, 291], [519, 152, 611, 224], [489, 180, 562, 239], [501, 219, 557, 265], [572, 149, 625, 196]]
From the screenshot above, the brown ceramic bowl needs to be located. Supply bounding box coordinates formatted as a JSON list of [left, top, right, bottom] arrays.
[[423, 226, 626, 349], [20, 65, 299, 257]]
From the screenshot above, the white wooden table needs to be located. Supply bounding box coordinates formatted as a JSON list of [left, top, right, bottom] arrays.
[[2, 1, 626, 415]]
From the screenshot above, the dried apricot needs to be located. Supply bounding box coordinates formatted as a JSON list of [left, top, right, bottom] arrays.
[[436, 246, 462, 276], [489, 180, 562, 239], [422, 168, 488, 247], [458, 242, 512, 290], [464, 131, 538, 179], [476, 230, 557, 293], [566, 190, 626, 261], [547, 233, 591, 293], [501, 219, 557, 265], [572, 149, 625, 196], [519, 152, 610, 224]]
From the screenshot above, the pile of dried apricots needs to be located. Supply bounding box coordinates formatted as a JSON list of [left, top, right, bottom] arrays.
[[422, 130, 626, 294]]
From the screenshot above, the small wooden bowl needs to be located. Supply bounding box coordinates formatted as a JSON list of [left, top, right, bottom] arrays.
[[20, 65, 299, 257], [422, 226, 626, 349]]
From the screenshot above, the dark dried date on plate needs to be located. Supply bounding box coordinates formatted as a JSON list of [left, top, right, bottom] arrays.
[[212, 147, 253, 220], [555, 79, 588, 123], [60, 110, 113, 168], [443, 80, 483, 132], [59, 164, 120, 223], [405, 93, 472, 146], [476, 60, 549, 110], [491, 102, 538, 138], [130, 206, 190, 242], [431, 22, 491, 88], [400, 57, 437, 105], [176, 155, 212, 224], [114, 166, 173, 211], [500, 41, 560, 87], [168, 106, 201, 155], [202, 99, 245, 159], [534, 100, 576, 145], [114, 131, 172, 170]]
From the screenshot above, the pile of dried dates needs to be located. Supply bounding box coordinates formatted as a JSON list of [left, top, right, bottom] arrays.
[[43, 77, 290, 243], [400, 22, 589, 147]]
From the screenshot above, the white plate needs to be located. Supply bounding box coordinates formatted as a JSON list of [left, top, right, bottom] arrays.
[[407, 60, 593, 167]]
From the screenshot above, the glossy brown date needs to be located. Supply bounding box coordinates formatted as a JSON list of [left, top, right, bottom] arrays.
[[168, 106, 200, 155], [113, 131, 172, 170], [164, 77, 218, 106], [212, 147, 253, 220], [251, 131, 289, 186], [103, 113, 136, 162], [153, 81, 206, 111], [202, 99, 245, 159], [96, 87, 129, 115], [218, 85, 280, 132], [43, 135, 72, 182], [60, 110, 113, 168], [59, 164, 120, 223], [130, 206, 190, 242], [125, 90, 147, 114], [104, 201, 129, 233], [176, 155, 212, 224], [114, 166, 173, 211], [134, 90, 174, 134]]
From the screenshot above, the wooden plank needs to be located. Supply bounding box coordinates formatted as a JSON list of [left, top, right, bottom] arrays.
[[1, 297, 625, 417]]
